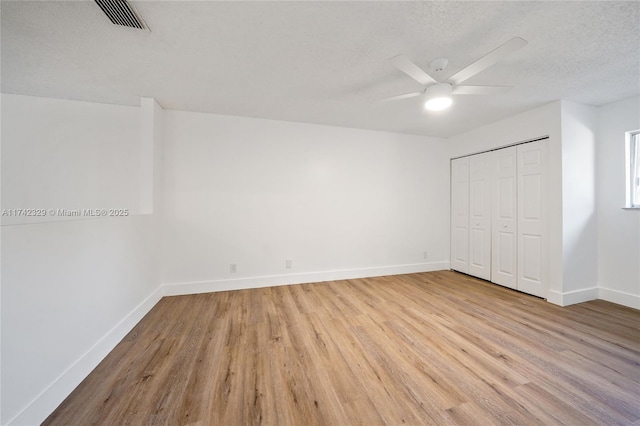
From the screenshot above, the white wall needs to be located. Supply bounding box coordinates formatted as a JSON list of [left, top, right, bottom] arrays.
[[597, 96, 640, 309], [1, 94, 162, 425], [1, 96, 140, 225], [447, 102, 565, 303], [559, 101, 598, 301], [161, 111, 450, 293]]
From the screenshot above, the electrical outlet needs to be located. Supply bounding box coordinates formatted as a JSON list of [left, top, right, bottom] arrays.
[[423, 251, 428, 260], [285, 259, 292, 269], [230, 263, 237, 273]]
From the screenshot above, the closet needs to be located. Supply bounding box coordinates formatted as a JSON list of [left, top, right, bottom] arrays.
[[450, 138, 548, 298]]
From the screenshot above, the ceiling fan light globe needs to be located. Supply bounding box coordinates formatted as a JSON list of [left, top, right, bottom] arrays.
[[425, 97, 453, 111], [424, 83, 453, 111]]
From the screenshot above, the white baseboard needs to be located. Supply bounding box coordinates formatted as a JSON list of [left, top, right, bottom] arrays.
[[546, 290, 564, 306], [162, 261, 450, 296], [598, 287, 640, 310], [7, 285, 165, 426], [546, 287, 598, 307]]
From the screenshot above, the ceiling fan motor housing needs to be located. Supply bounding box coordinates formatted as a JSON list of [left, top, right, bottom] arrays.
[[426, 83, 453, 99]]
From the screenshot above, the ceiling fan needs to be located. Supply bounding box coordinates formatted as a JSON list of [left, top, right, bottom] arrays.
[[383, 37, 528, 111]]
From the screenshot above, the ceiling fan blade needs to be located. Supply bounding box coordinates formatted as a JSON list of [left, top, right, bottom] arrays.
[[453, 85, 512, 95], [374, 91, 424, 103], [389, 54, 437, 86], [448, 37, 528, 85]]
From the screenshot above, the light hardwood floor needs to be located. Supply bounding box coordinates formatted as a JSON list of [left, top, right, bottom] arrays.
[[44, 271, 640, 425]]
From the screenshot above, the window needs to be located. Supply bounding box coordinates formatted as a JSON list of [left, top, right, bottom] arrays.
[[626, 130, 640, 208]]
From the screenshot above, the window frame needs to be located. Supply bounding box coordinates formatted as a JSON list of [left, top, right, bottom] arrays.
[[625, 129, 640, 208]]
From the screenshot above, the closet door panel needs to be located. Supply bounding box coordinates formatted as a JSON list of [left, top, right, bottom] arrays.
[[468, 152, 492, 280], [517, 140, 548, 298], [451, 157, 470, 273], [491, 147, 517, 289]]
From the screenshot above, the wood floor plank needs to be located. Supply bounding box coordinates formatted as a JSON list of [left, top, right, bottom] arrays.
[[509, 382, 601, 426], [320, 315, 419, 424], [43, 271, 640, 425]]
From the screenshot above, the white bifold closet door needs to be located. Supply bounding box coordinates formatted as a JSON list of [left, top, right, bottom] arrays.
[[450, 139, 548, 298], [517, 141, 548, 298], [468, 153, 492, 280], [491, 147, 517, 289], [451, 157, 470, 273]]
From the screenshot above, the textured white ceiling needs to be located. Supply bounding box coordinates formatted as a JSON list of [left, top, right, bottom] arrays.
[[2, 1, 639, 137]]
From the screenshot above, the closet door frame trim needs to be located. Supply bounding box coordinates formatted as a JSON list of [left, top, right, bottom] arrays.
[[450, 136, 549, 161]]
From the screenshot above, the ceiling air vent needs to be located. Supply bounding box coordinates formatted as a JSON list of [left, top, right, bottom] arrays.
[[95, 0, 147, 30]]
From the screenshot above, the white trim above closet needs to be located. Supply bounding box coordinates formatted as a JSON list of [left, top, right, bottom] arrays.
[[450, 137, 549, 298]]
